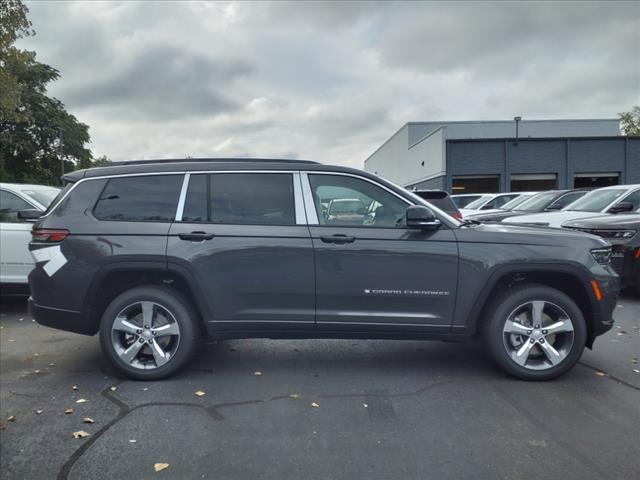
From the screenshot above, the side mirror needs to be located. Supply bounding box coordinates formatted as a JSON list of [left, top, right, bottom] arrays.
[[607, 202, 634, 214], [17, 209, 42, 222], [406, 205, 441, 230]]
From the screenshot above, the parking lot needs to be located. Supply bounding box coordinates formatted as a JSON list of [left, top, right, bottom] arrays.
[[0, 294, 637, 480]]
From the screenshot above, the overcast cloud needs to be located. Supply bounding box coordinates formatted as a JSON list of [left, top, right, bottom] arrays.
[[18, 1, 640, 167]]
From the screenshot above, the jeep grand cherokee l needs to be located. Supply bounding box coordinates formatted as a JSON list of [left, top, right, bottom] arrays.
[[28, 159, 620, 381]]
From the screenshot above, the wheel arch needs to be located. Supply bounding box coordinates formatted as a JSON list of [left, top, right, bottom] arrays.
[[83, 262, 210, 335], [467, 263, 599, 348]]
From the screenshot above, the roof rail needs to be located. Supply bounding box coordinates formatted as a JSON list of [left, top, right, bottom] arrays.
[[112, 158, 319, 166]]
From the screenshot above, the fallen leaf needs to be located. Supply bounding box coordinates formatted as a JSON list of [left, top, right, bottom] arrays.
[[594, 371, 606, 376], [72, 385, 78, 391], [76, 398, 87, 404], [34, 353, 39, 357], [65, 408, 74, 414], [129, 439, 137, 443], [528, 439, 547, 447], [8, 339, 15, 342], [19, 318, 23, 322], [36, 410, 43, 415], [34, 370, 40, 374], [633, 369, 639, 374], [254, 371, 262, 376], [49, 363, 55, 367], [143, 387, 149, 391], [72, 430, 90, 439], [289, 394, 299, 399], [363, 403, 368, 408], [109, 386, 117, 391], [154, 463, 170, 472], [311, 402, 319, 408], [195, 390, 206, 397], [82, 417, 95, 424], [7, 415, 15, 422]]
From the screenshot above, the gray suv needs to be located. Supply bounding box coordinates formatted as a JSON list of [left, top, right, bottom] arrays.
[[28, 159, 620, 381]]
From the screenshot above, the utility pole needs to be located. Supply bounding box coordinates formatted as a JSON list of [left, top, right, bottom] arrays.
[[59, 128, 64, 181]]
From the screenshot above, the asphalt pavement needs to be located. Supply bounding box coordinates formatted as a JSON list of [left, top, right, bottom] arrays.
[[1, 294, 638, 480]]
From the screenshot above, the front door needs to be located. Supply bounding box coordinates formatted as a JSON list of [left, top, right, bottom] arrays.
[[167, 172, 315, 331], [302, 172, 458, 331]]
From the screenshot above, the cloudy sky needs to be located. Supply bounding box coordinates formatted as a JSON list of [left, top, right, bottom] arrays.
[[19, 1, 640, 167]]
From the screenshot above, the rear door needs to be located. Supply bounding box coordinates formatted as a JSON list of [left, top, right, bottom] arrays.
[[302, 172, 458, 332], [167, 171, 315, 331]]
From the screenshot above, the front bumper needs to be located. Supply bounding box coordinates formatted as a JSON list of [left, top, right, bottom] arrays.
[[590, 268, 620, 340], [28, 297, 93, 336]]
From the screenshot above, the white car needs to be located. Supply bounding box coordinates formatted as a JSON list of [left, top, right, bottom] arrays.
[[1, 183, 60, 290], [458, 192, 532, 217], [466, 192, 538, 216], [503, 184, 640, 228]]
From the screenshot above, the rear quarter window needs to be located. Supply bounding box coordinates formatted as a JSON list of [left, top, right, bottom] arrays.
[[93, 175, 183, 222]]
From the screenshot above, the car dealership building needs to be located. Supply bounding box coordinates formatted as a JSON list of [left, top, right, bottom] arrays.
[[364, 119, 640, 193]]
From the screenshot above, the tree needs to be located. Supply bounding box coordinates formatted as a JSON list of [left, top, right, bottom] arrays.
[[619, 106, 640, 136], [0, 0, 101, 185]]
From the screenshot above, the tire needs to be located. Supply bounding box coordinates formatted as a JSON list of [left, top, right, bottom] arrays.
[[99, 286, 199, 380], [482, 284, 587, 381]]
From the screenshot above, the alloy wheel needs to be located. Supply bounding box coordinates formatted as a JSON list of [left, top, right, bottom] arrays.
[[110, 301, 181, 370], [502, 300, 575, 370]]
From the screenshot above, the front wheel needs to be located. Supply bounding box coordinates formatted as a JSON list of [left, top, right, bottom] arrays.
[[99, 286, 199, 380], [483, 284, 587, 381]]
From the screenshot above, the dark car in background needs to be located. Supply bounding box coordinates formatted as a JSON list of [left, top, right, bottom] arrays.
[[413, 190, 462, 219], [565, 214, 640, 294], [467, 189, 589, 223], [28, 158, 619, 381]]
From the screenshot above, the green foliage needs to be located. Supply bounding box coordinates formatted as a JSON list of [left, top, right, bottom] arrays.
[[0, 0, 105, 185], [619, 106, 640, 136]]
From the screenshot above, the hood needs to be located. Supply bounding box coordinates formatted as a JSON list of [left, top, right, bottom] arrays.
[[466, 211, 528, 222], [563, 214, 640, 229], [502, 211, 607, 228], [457, 221, 608, 249]]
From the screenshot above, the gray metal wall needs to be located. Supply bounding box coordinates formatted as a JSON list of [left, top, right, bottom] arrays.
[[407, 175, 445, 191], [446, 137, 640, 192]]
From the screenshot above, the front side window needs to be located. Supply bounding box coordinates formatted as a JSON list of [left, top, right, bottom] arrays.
[[547, 191, 586, 210], [0, 190, 35, 223], [94, 175, 183, 222], [181, 173, 296, 226], [308, 174, 408, 228]]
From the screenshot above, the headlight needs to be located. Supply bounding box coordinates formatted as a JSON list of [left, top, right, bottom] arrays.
[[590, 247, 612, 265], [610, 230, 637, 239]]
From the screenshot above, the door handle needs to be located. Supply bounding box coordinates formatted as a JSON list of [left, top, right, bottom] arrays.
[[320, 234, 356, 244], [178, 231, 215, 241]]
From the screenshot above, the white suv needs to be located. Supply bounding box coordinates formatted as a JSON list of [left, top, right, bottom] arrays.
[[0, 183, 59, 290], [503, 184, 640, 228]]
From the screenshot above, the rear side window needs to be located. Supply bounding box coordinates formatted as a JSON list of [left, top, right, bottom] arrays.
[[94, 175, 183, 222], [181, 173, 295, 225]]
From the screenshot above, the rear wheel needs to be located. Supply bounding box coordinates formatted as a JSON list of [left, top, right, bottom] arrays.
[[483, 284, 587, 380], [99, 286, 199, 380]]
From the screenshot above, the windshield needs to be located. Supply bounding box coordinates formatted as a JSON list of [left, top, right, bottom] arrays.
[[564, 189, 627, 212], [452, 195, 481, 208], [21, 188, 60, 208], [500, 194, 533, 210], [513, 191, 559, 212], [464, 195, 493, 209]]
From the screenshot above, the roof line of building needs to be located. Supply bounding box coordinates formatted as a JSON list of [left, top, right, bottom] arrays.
[[406, 118, 619, 125], [364, 122, 410, 164], [447, 135, 634, 142]]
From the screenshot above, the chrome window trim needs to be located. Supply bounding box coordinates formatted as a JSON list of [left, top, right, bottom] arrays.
[[174, 173, 191, 222], [40, 170, 299, 220], [292, 172, 307, 225], [300, 172, 319, 224]]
